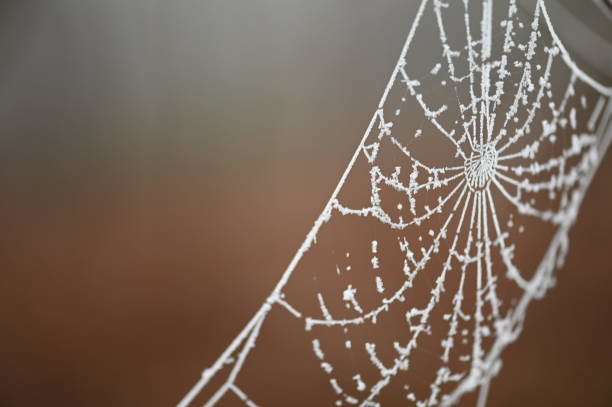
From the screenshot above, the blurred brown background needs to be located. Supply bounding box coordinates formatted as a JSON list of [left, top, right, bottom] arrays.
[[0, 1, 610, 406]]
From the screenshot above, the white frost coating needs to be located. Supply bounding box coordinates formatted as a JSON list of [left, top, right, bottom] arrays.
[[353, 374, 367, 392], [375, 276, 385, 293], [178, 1, 612, 407]]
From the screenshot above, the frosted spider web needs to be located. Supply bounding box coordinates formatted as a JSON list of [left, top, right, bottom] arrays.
[[179, 1, 612, 406]]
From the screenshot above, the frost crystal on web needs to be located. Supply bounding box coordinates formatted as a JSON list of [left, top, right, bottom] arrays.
[[179, 1, 612, 406]]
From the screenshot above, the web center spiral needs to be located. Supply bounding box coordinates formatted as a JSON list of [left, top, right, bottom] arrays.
[[464, 143, 498, 191]]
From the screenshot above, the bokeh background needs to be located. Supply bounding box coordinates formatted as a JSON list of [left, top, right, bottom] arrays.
[[0, 0, 610, 406]]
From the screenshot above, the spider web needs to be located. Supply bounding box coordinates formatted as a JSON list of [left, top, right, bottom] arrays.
[[178, 1, 612, 406]]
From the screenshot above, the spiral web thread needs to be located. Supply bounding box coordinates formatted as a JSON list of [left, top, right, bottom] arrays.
[[178, 1, 612, 406]]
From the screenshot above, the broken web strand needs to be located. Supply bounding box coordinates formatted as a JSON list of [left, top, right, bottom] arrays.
[[178, 1, 612, 407]]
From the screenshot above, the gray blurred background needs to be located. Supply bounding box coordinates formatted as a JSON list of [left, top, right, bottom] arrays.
[[0, 1, 610, 406]]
